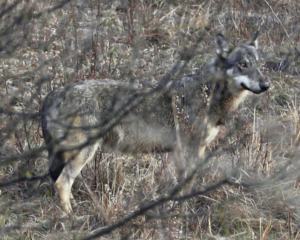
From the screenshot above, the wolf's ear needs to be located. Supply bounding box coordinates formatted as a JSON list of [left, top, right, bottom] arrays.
[[246, 31, 260, 48], [215, 34, 234, 59]]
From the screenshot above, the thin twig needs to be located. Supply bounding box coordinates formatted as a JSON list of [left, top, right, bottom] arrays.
[[263, 0, 290, 39], [263, 0, 300, 54], [0, 174, 49, 188]]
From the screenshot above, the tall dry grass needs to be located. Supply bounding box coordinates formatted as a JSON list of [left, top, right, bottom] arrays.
[[0, 0, 300, 239]]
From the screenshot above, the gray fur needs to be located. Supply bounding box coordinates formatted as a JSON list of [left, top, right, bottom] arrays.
[[42, 32, 270, 214]]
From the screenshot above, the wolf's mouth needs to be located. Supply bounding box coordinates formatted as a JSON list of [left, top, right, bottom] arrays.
[[240, 82, 263, 94], [240, 82, 251, 91]]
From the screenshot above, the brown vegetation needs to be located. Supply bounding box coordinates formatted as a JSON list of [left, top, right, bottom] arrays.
[[0, 0, 300, 239]]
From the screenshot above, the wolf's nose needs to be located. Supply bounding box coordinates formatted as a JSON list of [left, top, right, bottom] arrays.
[[259, 82, 270, 91]]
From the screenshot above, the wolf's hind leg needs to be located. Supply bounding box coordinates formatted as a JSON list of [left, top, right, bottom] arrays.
[[54, 143, 99, 214]]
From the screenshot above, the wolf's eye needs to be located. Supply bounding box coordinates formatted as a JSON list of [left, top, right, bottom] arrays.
[[239, 62, 247, 68]]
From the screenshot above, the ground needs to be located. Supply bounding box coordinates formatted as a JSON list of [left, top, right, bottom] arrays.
[[0, 0, 300, 239]]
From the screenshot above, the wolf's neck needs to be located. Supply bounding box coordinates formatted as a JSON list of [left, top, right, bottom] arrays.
[[208, 85, 248, 125], [228, 89, 249, 111]]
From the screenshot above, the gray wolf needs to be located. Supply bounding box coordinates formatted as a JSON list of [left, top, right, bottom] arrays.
[[42, 32, 270, 214]]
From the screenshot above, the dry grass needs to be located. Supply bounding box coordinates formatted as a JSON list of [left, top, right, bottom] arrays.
[[0, 0, 300, 239]]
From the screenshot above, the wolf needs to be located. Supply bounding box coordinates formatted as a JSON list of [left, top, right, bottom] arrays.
[[42, 32, 270, 214]]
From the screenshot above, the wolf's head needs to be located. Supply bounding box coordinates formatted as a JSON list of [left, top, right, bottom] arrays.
[[215, 31, 270, 94]]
